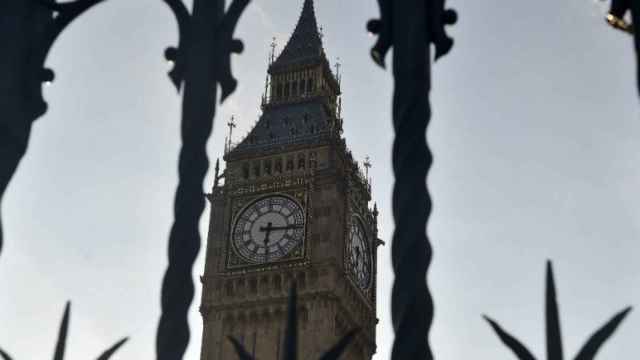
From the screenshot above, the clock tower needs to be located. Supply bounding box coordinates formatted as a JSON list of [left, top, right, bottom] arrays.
[[199, 1, 379, 359]]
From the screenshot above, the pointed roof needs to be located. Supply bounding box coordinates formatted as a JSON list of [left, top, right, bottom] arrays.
[[270, 0, 326, 71], [226, 0, 337, 159], [227, 100, 332, 157]]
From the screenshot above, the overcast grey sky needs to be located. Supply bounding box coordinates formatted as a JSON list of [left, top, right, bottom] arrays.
[[1, 0, 639, 359]]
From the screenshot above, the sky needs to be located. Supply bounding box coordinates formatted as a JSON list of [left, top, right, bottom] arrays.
[[1, 0, 639, 359]]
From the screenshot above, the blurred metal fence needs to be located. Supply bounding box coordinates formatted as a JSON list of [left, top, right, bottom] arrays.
[[0, 0, 636, 359]]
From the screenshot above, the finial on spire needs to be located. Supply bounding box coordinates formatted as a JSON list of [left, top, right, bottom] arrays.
[[364, 156, 372, 180], [227, 115, 237, 152], [269, 37, 277, 64], [214, 159, 221, 188], [319, 25, 324, 41], [270, 0, 326, 69], [335, 57, 342, 85]]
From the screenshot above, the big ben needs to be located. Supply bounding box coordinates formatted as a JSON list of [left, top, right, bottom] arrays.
[[199, 1, 380, 358]]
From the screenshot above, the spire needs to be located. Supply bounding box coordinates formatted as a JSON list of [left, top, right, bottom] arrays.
[[226, 0, 338, 158], [270, 0, 326, 71]]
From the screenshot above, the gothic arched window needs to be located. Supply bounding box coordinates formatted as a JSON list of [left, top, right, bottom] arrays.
[[309, 151, 317, 169], [300, 307, 309, 328], [274, 274, 282, 292], [286, 157, 294, 171], [298, 154, 306, 170], [260, 276, 269, 292], [237, 278, 245, 295], [309, 269, 319, 286], [242, 163, 250, 179], [307, 78, 314, 92], [275, 158, 283, 173], [264, 160, 272, 175], [297, 271, 306, 290], [249, 278, 257, 295]]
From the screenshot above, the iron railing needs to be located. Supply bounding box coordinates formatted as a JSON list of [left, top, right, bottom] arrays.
[[0, 0, 637, 359], [158, 0, 249, 359], [0, 302, 127, 360], [0, 0, 108, 259], [485, 261, 631, 360], [367, 0, 455, 358]]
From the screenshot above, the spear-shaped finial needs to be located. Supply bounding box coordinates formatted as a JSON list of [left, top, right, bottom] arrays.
[[229, 285, 358, 359], [484, 261, 632, 360], [0, 301, 128, 360]]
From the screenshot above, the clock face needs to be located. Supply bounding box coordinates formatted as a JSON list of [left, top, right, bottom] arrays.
[[347, 217, 371, 290], [231, 195, 305, 264]]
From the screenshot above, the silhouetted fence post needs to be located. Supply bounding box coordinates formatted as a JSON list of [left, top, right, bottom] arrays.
[[0, 0, 107, 257], [367, 0, 456, 358], [157, 0, 249, 358]]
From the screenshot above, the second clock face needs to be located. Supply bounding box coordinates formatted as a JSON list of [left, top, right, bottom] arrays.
[[348, 217, 372, 290], [231, 195, 305, 264]]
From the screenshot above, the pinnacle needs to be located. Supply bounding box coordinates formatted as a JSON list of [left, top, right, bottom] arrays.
[[270, 0, 326, 71]]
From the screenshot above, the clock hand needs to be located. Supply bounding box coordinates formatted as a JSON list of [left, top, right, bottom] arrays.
[[263, 232, 270, 247], [262, 222, 273, 246], [259, 222, 302, 254], [259, 223, 302, 232]]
